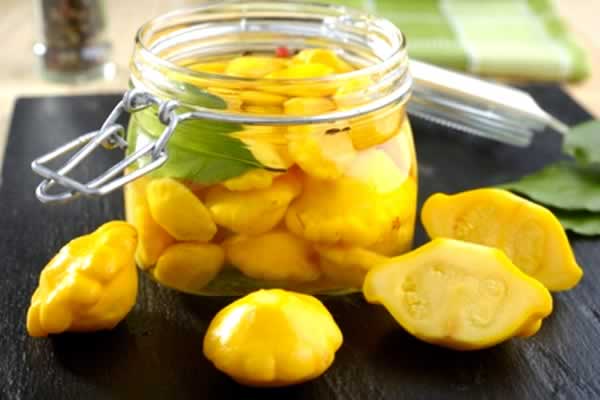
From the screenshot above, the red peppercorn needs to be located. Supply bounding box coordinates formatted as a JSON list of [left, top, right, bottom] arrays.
[[275, 46, 291, 58]]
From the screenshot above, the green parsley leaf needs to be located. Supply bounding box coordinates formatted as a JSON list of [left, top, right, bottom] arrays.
[[563, 120, 600, 165], [500, 162, 600, 212], [129, 105, 271, 184], [552, 209, 600, 236]]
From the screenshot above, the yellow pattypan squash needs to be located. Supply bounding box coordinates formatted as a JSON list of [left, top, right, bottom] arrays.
[[287, 125, 356, 180], [345, 105, 404, 150], [421, 188, 583, 291], [266, 63, 334, 80], [224, 231, 320, 282], [206, 171, 301, 235], [283, 97, 337, 116], [151, 242, 224, 293], [232, 126, 294, 170], [363, 238, 553, 350], [316, 245, 388, 288], [27, 221, 138, 337], [203, 289, 343, 387], [242, 105, 284, 114], [222, 169, 281, 191], [333, 76, 374, 108], [188, 61, 228, 74], [125, 176, 174, 269], [291, 48, 353, 73], [286, 156, 415, 248], [240, 90, 288, 106], [225, 56, 288, 78], [367, 178, 417, 256], [146, 178, 217, 242]]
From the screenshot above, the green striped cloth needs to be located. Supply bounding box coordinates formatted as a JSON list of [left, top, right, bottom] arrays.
[[327, 0, 589, 81]]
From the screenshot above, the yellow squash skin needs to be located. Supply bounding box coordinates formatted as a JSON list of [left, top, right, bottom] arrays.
[[224, 231, 321, 282], [240, 90, 288, 106], [332, 76, 374, 108], [286, 176, 382, 246], [265, 63, 334, 80], [367, 218, 415, 257], [284, 97, 337, 116], [287, 125, 356, 180], [316, 245, 388, 288], [363, 238, 553, 350], [261, 62, 338, 97], [291, 49, 353, 73], [346, 105, 404, 150], [125, 177, 174, 269], [152, 242, 224, 293], [376, 122, 416, 183], [286, 152, 415, 248], [146, 178, 217, 242], [206, 171, 302, 235], [26, 221, 139, 337], [188, 61, 228, 74], [243, 105, 284, 115], [222, 169, 281, 191], [365, 175, 417, 256], [203, 289, 343, 387], [421, 188, 583, 291], [346, 148, 409, 193], [232, 126, 294, 170], [225, 56, 288, 78]]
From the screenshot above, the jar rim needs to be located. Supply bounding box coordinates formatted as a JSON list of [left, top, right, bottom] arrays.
[[131, 0, 412, 123], [135, 0, 408, 85]]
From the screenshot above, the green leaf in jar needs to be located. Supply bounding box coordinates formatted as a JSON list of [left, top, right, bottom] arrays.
[[500, 162, 600, 212], [147, 141, 259, 184], [563, 120, 600, 166], [552, 209, 600, 236], [131, 106, 281, 184], [168, 82, 228, 110]]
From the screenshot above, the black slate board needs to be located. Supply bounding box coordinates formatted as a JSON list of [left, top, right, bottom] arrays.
[[1, 88, 600, 400]]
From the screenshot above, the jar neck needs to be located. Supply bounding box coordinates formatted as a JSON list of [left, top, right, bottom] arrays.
[[129, 1, 411, 120]]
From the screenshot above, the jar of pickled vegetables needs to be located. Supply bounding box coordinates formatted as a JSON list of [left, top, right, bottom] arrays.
[[38, 1, 417, 295]]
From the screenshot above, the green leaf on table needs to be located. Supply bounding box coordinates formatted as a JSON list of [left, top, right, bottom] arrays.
[[552, 209, 600, 236], [500, 162, 600, 211], [563, 120, 600, 165], [131, 106, 274, 184]]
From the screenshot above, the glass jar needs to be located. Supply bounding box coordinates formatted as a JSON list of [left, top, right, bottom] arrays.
[[121, 1, 416, 296], [33, 0, 114, 82]]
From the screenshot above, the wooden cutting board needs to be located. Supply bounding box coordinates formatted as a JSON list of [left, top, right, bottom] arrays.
[[1, 88, 599, 399]]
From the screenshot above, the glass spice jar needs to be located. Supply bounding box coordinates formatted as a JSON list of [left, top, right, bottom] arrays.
[[33, 0, 114, 82], [33, 1, 417, 296]]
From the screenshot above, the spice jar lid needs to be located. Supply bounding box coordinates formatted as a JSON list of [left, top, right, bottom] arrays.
[[409, 60, 568, 147]]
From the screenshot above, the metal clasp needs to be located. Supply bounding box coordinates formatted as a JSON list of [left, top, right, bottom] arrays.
[[31, 89, 181, 203], [31, 72, 413, 204]]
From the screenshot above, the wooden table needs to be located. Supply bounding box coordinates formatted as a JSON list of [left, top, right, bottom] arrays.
[[1, 0, 598, 167]]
